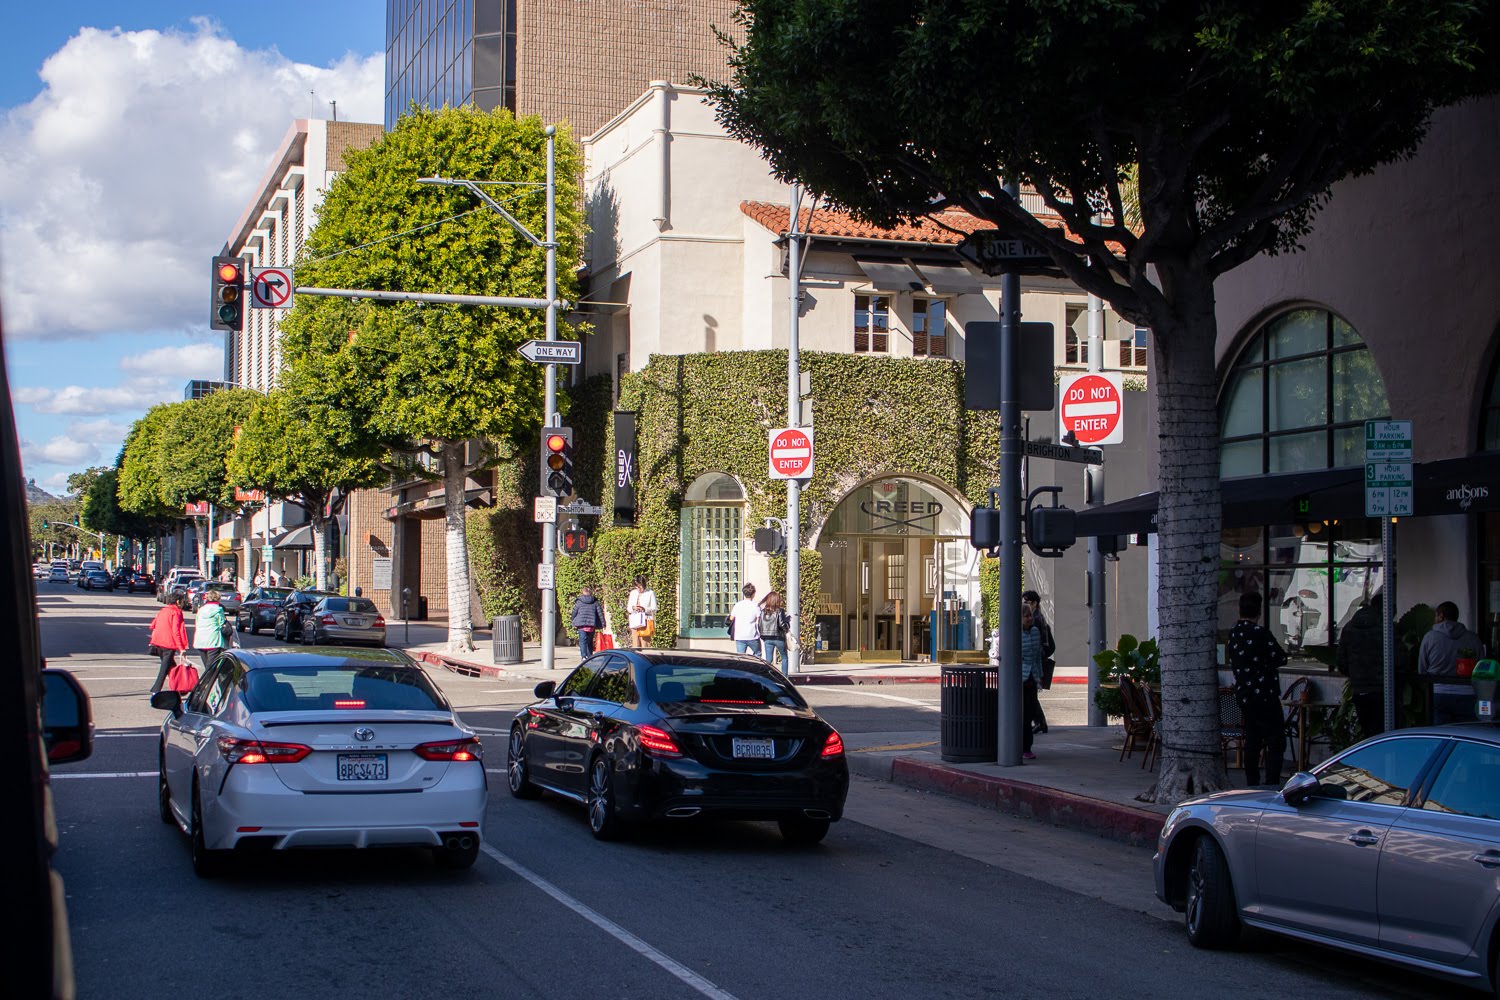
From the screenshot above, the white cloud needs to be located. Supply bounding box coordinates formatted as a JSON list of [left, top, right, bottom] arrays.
[[21, 435, 99, 466], [118, 342, 224, 377], [17, 377, 177, 415], [38, 471, 73, 494], [0, 20, 383, 340], [67, 418, 129, 443]]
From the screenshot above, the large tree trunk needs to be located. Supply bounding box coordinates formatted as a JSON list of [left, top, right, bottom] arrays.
[[311, 513, 329, 592], [1143, 261, 1231, 805], [442, 442, 476, 653]]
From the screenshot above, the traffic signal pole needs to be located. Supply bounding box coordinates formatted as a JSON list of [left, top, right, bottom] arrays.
[[785, 183, 806, 674], [1086, 282, 1107, 727], [541, 126, 560, 672], [998, 181, 1024, 768]]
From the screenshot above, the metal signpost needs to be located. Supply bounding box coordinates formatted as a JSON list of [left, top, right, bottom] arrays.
[[1366, 419, 1412, 732], [783, 183, 813, 674]]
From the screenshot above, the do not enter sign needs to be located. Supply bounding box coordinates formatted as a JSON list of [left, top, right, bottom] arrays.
[[769, 427, 814, 480], [1059, 372, 1125, 446]]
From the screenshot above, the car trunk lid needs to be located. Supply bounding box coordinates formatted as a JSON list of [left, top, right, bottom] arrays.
[[249, 711, 468, 792]]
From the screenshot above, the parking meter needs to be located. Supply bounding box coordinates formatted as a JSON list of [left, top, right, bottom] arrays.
[[402, 586, 412, 644], [1472, 659, 1499, 722]]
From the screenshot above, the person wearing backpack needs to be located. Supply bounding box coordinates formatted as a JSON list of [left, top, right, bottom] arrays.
[[758, 591, 790, 670], [729, 583, 762, 657]]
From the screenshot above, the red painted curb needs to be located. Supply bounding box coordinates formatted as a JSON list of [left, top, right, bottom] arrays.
[[889, 757, 1164, 847], [413, 650, 504, 678]]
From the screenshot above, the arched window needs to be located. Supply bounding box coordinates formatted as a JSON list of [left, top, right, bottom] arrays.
[[679, 473, 746, 638], [1219, 308, 1389, 477]]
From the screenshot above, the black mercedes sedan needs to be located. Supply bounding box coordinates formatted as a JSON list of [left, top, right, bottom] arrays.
[[507, 649, 848, 843]]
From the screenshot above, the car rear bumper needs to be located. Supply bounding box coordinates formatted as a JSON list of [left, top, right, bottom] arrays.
[[204, 763, 487, 850], [618, 754, 850, 822], [319, 625, 386, 644]]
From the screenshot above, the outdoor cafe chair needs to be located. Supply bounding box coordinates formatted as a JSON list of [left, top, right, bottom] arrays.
[[1218, 687, 1245, 769], [1118, 678, 1155, 763]]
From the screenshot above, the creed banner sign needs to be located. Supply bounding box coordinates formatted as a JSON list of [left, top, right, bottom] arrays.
[[1059, 372, 1125, 446], [769, 427, 814, 480]]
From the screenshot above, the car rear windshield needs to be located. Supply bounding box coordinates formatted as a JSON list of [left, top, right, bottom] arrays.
[[244, 665, 444, 712], [644, 663, 805, 708], [323, 598, 378, 614], [261, 588, 293, 600]]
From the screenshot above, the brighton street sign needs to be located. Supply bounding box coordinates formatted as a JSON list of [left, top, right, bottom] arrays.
[[517, 340, 581, 364], [768, 427, 814, 480], [249, 267, 294, 309], [1024, 440, 1103, 465], [1059, 372, 1125, 446], [1365, 419, 1414, 517]]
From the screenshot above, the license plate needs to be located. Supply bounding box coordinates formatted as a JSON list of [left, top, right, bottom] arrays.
[[337, 753, 388, 780], [732, 737, 775, 759], [343, 617, 366, 626]]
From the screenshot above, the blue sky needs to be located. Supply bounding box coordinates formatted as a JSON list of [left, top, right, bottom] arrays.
[[1, 3, 385, 495]]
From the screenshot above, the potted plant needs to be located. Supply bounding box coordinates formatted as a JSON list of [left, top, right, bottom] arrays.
[[1458, 646, 1479, 678], [1092, 634, 1160, 718]]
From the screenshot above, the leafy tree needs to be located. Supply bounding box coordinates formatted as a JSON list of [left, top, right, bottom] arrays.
[[227, 388, 382, 591], [117, 405, 181, 518], [156, 389, 260, 509], [708, 0, 1500, 801], [280, 107, 585, 651], [27, 500, 80, 561]]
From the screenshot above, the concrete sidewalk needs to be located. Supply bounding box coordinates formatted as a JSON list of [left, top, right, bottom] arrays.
[[390, 626, 1176, 849]]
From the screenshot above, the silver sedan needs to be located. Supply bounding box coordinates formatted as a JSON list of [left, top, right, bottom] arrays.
[[1155, 726, 1500, 992], [301, 596, 386, 647]]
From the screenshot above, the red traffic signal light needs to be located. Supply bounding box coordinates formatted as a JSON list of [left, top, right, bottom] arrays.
[[539, 426, 574, 498]]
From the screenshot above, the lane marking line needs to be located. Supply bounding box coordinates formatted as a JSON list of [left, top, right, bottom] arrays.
[[809, 689, 938, 711], [52, 771, 155, 779], [481, 688, 543, 694], [96, 732, 159, 738], [855, 741, 938, 753], [479, 843, 739, 1000]]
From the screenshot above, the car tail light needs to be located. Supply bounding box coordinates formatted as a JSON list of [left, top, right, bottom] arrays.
[[821, 730, 845, 758], [637, 724, 683, 757], [320, 614, 337, 625], [217, 737, 311, 765], [373, 616, 386, 628], [702, 698, 764, 705], [414, 736, 482, 761]]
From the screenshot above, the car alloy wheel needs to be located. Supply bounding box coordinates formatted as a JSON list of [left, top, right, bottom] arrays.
[[507, 726, 542, 800], [1184, 836, 1239, 948], [190, 783, 225, 878], [587, 755, 625, 841]]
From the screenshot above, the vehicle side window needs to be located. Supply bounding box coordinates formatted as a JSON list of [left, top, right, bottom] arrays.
[[1315, 737, 1443, 806], [557, 658, 605, 698], [1421, 741, 1500, 820], [187, 663, 230, 715], [590, 657, 637, 705]]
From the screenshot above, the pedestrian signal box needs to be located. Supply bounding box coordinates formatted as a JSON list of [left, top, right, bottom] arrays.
[[561, 526, 589, 554]]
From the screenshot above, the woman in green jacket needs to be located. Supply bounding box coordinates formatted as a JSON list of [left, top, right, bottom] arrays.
[[193, 590, 227, 670]]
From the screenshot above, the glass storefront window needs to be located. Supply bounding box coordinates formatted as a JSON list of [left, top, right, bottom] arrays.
[[679, 474, 745, 638]]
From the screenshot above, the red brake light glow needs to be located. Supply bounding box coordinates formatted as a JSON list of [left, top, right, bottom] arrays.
[[702, 698, 764, 705], [821, 731, 845, 757], [637, 724, 682, 757], [333, 699, 366, 709], [216, 737, 311, 765], [414, 736, 482, 761]]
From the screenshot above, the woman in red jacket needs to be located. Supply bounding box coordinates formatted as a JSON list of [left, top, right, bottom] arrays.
[[148, 594, 190, 694]]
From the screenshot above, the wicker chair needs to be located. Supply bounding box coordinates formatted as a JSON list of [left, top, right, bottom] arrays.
[[1118, 678, 1156, 763], [1138, 681, 1163, 771]]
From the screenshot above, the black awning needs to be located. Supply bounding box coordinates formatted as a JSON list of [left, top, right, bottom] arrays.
[[1415, 452, 1500, 515], [1074, 467, 1366, 538]]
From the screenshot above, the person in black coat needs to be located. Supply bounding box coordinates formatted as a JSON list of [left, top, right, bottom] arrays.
[[1335, 595, 1386, 738], [570, 587, 607, 657]]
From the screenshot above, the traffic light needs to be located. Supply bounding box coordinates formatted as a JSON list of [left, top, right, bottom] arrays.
[[211, 255, 245, 331], [540, 426, 574, 498], [561, 524, 589, 554]]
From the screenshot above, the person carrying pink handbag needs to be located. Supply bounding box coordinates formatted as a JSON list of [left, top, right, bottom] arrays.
[[147, 594, 190, 695]]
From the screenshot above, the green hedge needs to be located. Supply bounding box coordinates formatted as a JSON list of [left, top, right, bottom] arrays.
[[466, 456, 542, 640], [769, 548, 823, 653]]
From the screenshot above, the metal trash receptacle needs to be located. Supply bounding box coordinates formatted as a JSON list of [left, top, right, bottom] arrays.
[[492, 615, 522, 665], [940, 664, 999, 763]]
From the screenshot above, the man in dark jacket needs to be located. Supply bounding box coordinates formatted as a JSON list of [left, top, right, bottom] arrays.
[[570, 587, 607, 657], [1336, 596, 1386, 738], [1228, 591, 1288, 787]]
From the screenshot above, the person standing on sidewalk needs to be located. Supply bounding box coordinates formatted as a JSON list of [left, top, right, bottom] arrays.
[[627, 576, 657, 649], [570, 586, 606, 657], [1227, 591, 1288, 786], [1022, 590, 1056, 734], [729, 583, 762, 657], [1020, 604, 1045, 760], [1335, 594, 1386, 737], [193, 590, 228, 670], [758, 591, 789, 670], [1420, 600, 1485, 724], [148, 593, 190, 695]]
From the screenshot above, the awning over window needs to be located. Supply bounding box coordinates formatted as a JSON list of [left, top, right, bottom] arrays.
[[271, 525, 315, 550], [913, 263, 985, 295], [855, 259, 924, 292], [1074, 467, 1365, 537]]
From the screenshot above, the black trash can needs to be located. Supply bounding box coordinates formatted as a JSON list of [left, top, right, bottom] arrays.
[[493, 615, 522, 665], [940, 665, 999, 763], [416, 595, 428, 621]]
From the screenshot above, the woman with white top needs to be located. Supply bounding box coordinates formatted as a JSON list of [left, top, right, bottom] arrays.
[[627, 575, 657, 649]]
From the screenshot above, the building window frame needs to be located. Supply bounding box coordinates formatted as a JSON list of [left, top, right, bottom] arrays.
[[855, 294, 890, 353], [1064, 304, 1089, 366], [678, 473, 746, 638], [911, 298, 949, 358]]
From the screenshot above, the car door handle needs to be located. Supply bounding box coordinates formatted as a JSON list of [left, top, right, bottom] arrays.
[[1346, 831, 1381, 846], [1473, 852, 1500, 868]]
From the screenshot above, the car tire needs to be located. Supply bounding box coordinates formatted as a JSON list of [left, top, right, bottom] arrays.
[[236, 616, 246, 633], [1184, 835, 1239, 949], [273, 620, 284, 641], [778, 817, 831, 845], [434, 838, 480, 870], [587, 755, 626, 841], [301, 623, 314, 645], [507, 726, 542, 800], [190, 783, 226, 879], [157, 746, 173, 825]]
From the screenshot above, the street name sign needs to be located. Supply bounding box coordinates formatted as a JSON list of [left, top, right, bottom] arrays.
[[250, 267, 293, 309], [1024, 440, 1103, 466], [1365, 420, 1413, 517], [533, 496, 557, 523], [768, 427, 814, 480], [1059, 372, 1125, 446], [518, 340, 581, 364]]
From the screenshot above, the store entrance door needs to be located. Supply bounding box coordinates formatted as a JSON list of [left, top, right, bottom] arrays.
[[856, 538, 908, 660]]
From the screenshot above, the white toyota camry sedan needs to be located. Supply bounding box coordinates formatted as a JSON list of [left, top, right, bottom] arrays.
[[151, 647, 486, 877]]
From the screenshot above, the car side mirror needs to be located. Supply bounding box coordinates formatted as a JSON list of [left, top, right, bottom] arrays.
[[42, 668, 94, 764], [533, 680, 556, 699], [150, 690, 183, 717], [1280, 771, 1320, 806]]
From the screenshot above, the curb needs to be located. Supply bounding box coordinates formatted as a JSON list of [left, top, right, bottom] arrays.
[[412, 650, 505, 679], [847, 752, 1164, 848]]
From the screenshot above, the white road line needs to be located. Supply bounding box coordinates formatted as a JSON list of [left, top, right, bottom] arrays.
[[481, 688, 542, 694], [480, 843, 739, 1000], [96, 732, 158, 738], [809, 689, 939, 711], [51, 771, 155, 779]]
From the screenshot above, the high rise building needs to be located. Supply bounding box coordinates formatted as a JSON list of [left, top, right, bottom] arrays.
[[384, 0, 737, 135]]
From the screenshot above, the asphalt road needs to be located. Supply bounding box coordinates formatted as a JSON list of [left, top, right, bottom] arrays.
[[43, 584, 1456, 999]]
